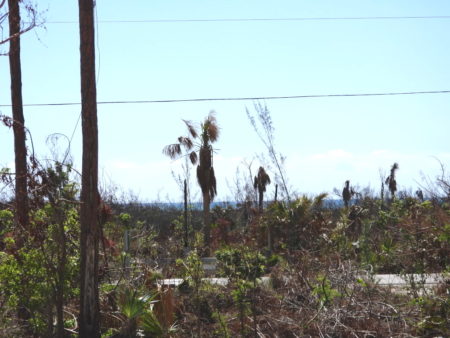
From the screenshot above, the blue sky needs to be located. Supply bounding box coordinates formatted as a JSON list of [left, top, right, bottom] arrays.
[[1, 0, 450, 202]]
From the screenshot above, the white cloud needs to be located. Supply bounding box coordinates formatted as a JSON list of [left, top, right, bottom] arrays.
[[96, 151, 450, 201], [311, 149, 353, 160], [284, 149, 450, 196]]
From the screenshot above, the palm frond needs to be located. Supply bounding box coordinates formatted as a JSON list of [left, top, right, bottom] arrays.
[[196, 151, 216, 200], [343, 181, 352, 204], [141, 310, 164, 336], [385, 176, 390, 185], [178, 136, 194, 150], [203, 111, 219, 143], [386, 162, 399, 197], [389, 162, 399, 178], [183, 119, 198, 139], [207, 123, 219, 143], [119, 289, 146, 320], [207, 110, 217, 124], [209, 124, 219, 142], [189, 151, 198, 165], [254, 166, 271, 193], [162, 144, 182, 159], [199, 146, 212, 169], [196, 165, 207, 193], [209, 167, 217, 201], [259, 167, 271, 188]]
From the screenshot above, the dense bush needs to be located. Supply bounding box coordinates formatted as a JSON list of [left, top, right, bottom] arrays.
[[1, 178, 449, 336]]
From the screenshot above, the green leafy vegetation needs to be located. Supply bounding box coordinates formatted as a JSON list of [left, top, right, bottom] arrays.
[[1, 113, 449, 337]]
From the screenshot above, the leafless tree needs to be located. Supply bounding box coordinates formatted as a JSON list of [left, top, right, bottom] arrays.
[[1, 0, 41, 51], [246, 102, 291, 202], [417, 158, 450, 201], [379, 168, 386, 203]]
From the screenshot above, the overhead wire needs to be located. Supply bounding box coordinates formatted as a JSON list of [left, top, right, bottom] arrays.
[[7, 15, 449, 109], [44, 15, 450, 24], [1, 90, 449, 108]]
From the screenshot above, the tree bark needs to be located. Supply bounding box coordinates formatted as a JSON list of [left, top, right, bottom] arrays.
[[203, 191, 211, 255], [8, 0, 31, 330], [184, 179, 188, 249], [78, 0, 100, 337], [8, 0, 28, 232], [55, 207, 67, 338], [258, 189, 264, 213]]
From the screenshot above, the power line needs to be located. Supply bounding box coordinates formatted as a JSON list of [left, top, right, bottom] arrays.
[[1, 90, 449, 108], [45, 15, 450, 24]]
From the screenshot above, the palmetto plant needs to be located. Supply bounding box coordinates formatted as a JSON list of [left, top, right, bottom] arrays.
[[117, 288, 174, 337], [254, 166, 271, 213], [385, 163, 399, 199], [163, 112, 219, 253]]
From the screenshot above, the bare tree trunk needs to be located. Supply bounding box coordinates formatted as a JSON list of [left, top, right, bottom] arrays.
[[258, 189, 263, 213], [55, 207, 66, 338], [78, 0, 100, 337], [203, 191, 211, 255], [8, 0, 28, 232], [184, 179, 188, 249], [8, 0, 31, 329]]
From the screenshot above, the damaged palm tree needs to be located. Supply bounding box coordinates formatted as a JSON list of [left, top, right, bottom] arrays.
[[385, 163, 399, 200], [342, 180, 354, 208], [254, 166, 271, 213], [163, 112, 219, 253]]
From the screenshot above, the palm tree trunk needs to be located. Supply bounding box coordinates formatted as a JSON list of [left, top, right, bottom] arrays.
[[78, 0, 100, 336], [202, 191, 211, 255], [258, 190, 264, 213]]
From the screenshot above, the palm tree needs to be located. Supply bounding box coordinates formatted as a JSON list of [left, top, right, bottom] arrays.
[[253, 166, 271, 213], [163, 112, 219, 253], [385, 163, 399, 200], [342, 180, 353, 208]]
